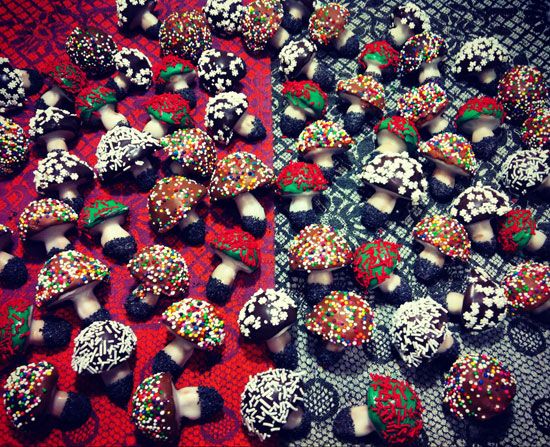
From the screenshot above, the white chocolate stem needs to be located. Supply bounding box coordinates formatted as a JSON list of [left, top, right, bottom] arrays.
[[367, 188, 397, 214], [32, 223, 73, 253], [211, 252, 251, 286], [162, 335, 195, 369], [41, 86, 66, 108], [307, 269, 333, 285], [99, 105, 128, 131], [437, 330, 454, 353], [419, 242, 445, 267], [364, 62, 382, 76], [113, 74, 129, 92], [378, 273, 400, 293], [289, 192, 315, 213], [348, 405, 376, 437], [234, 113, 259, 138], [179, 209, 200, 229], [478, 68, 497, 85], [174, 386, 202, 421], [48, 389, 70, 418], [29, 317, 45, 346], [419, 60, 442, 84], [307, 150, 334, 168], [59, 281, 102, 320], [141, 10, 159, 31], [422, 114, 448, 135], [266, 326, 292, 354], [283, 408, 304, 430], [526, 230, 546, 253], [143, 116, 168, 139], [234, 191, 265, 221], [432, 165, 456, 188], [335, 29, 354, 50], [389, 18, 412, 47], [101, 361, 132, 386], [89, 215, 131, 246], [284, 104, 307, 121], [270, 26, 290, 49], [57, 182, 79, 200], [467, 220, 494, 243], [130, 157, 153, 178], [170, 72, 196, 92], [446, 292, 464, 315], [45, 135, 69, 152], [376, 130, 407, 153], [0, 250, 14, 270]]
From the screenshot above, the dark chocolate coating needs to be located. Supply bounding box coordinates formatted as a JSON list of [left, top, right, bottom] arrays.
[[0, 256, 28, 288], [312, 63, 335, 91], [244, 117, 267, 142], [337, 34, 360, 59], [206, 277, 233, 304], [180, 219, 205, 246], [383, 279, 412, 304], [428, 176, 455, 202], [103, 236, 137, 263], [105, 371, 133, 406], [270, 341, 298, 369], [80, 307, 111, 328], [198, 49, 246, 95], [315, 342, 345, 369], [332, 406, 356, 441], [197, 386, 224, 422], [472, 239, 497, 256], [42, 315, 72, 348], [361, 204, 390, 230], [305, 283, 332, 306], [124, 292, 155, 320], [280, 114, 306, 137], [288, 209, 317, 231], [152, 350, 184, 378], [280, 408, 311, 440], [134, 167, 158, 192], [241, 216, 266, 238], [414, 257, 444, 284], [343, 111, 367, 136], [59, 391, 91, 429]]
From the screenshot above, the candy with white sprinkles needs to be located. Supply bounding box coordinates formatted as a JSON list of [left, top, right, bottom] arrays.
[[159, 10, 212, 62], [204, 0, 244, 36], [388, 2, 431, 48], [65, 27, 118, 77], [498, 148, 550, 197]]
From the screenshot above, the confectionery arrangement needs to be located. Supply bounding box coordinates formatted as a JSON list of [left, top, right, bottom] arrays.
[[0, 1, 548, 445]]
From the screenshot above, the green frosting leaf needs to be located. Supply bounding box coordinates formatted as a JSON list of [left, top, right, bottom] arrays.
[[82, 199, 128, 229]]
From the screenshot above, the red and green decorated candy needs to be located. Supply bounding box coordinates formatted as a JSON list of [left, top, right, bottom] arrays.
[[497, 209, 536, 253], [146, 93, 193, 127], [455, 96, 505, 128], [81, 198, 129, 233], [209, 229, 260, 271], [0, 299, 33, 364], [153, 55, 195, 85], [353, 240, 401, 289], [358, 41, 399, 72], [374, 116, 419, 151], [76, 85, 118, 121], [276, 161, 328, 195], [282, 80, 327, 118], [42, 55, 86, 96]]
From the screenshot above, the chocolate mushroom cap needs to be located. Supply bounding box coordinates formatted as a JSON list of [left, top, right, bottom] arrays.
[[397, 82, 449, 125], [161, 128, 217, 178], [95, 123, 161, 182], [0, 57, 25, 112], [204, 92, 250, 145], [0, 116, 29, 177], [295, 120, 354, 157], [162, 298, 225, 350], [238, 288, 297, 342], [146, 93, 193, 127], [0, 224, 12, 250], [359, 41, 400, 72], [65, 27, 118, 77], [148, 176, 206, 233], [498, 148, 550, 196], [289, 224, 353, 272], [419, 132, 477, 176], [28, 107, 80, 142], [276, 161, 328, 195], [159, 10, 212, 62], [279, 38, 317, 79], [197, 48, 246, 95], [114, 47, 153, 88], [71, 320, 137, 374], [452, 37, 509, 77], [80, 198, 129, 232], [521, 108, 550, 150], [449, 185, 512, 225], [41, 55, 86, 96], [76, 86, 118, 121], [35, 250, 110, 308], [3, 361, 59, 429], [306, 291, 374, 347], [18, 198, 78, 242], [392, 2, 431, 35], [374, 115, 420, 151], [455, 97, 506, 132], [497, 209, 536, 253], [116, 0, 157, 30], [241, 0, 284, 52], [308, 3, 349, 45], [502, 261, 550, 311], [209, 151, 275, 201], [412, 215, 471, 262], [128, 245, 190, 297], [204, 0, 244, 36], [359, 153, 427, 204], [209, 229, 261, 270], [399, 32, 447, 75], [390, 297, 448, 367], [336, 75, 385, 115], [34, 151, 94, 195], [353, 239, 401, 290], [443, 353, 516, 421], [241, 368, 306, 441]]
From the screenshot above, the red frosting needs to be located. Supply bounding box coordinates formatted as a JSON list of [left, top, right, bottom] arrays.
[[146, 93, 193, 127], [208, 229, 261, 269], [358, 41, 399, 71], [41, 54, 87, 96], [153, 55, 196, 85]]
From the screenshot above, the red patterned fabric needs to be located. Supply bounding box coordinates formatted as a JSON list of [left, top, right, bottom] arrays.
[[0, 1, 275, 446]]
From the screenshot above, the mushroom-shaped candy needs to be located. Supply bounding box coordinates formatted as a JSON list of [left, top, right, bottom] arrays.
[[95, 123, 161, 191], [0, 57, 43, 113], [358, 40, 399, 80], [143, 93, 193, 139], [116, 0, 160, 38], [3, 361, 91, 430], [497, 209, 550, 259], [28, 107, 80, 152], [80, 199, 137, 263], [446, 267, 507, 332], [353, 239, 412, 303], [374, 115, 419, 154], [206, 229, 261, 304], [65, 27, 118, 77], [238, 288, 298, 369], [499, 148, 550, 198], [308, 3, 359, 58], [161, 128, 217, 179], [359, 153, 427, 229], [204, 0, 244, 37], [281, 0, 314, 34], [497, 66, 548, 123], [276, 161, 329, 230], [333, 374, 423, 444], [0, 299, 71, 365], [125, 245, 189, 320], [306, 291, 374, 368], [241, 369, 310, 441], [412, 215, 471, 284], [455, 97, 506, 160], [391, 297, 454, 367], [38, 55, 87, 110], [106, 47, 153, 99], [0, 225, 27, 288], [205, 92, 266, 146], [148, 176, 207, 245], [209, 152, 274, 237], [450, 185, 512, 255], [76, 85, 128, 131], [152, 298, 225, 378], [35, 250, 111, 326], [0, 116, 29, 178], [336, 75, 385, 135], [18, 198, 78, 257], [444, 354, 516, 421], [400, 32, 447, 85], [279, 38, 335, 91], [502, 261, 550, 316], [452, 37, 509, 90], [197, 49, 246, 96], [159, 10, 212, 62], [295, 120, 354, 179], [132, 372, 224, 443], [153, 55, 197, 107], [397, 82, 449, 135], [289, 224, 353, 305], [72, 320, 137, 405], [419, 132, 478, 201], [280, 80, 327, 137], [34, 151, 95, 213], [521, 108, 549, 150], [241, 0, 291, 52], [387, 2, 431, 48]]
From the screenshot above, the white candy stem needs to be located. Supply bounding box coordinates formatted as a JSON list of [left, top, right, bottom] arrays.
[[376, 130, 407, 153], [364, 62, 382, 76], [0, 251, 14, 270], [48, 389, 70, 418], [478, 68, 497, 85], [234, 112, 259, 138], [446, 292, 464, 315], [59, 281, 102, 320], [307, 269, 333, 285], [57, 182, 79, 200], [378, 273, 400, 293], [89, 215, 130, 246], [170, 72, 195, 92], [143, 116, 168, 139], [178, 209, 200, 229], [234, 191, 265, 221], [211, 252, 249, 286], [307, 149, 334, 168], [283, 408, 304, 430], [174, 386, 202, 421], [287, 0, 308, 19], [130, 157, 153, 178], [348, 405, 376, 437], [389, 19, 412, 47], [141, 9, 159, 31], [302, 57, 319, 80], [467, 220, 494, 243], [162, 335, 195, 369], [326, 341, 345, 352], [533, 298, 550, 314], [526, 230, 547, 253], [346, 102, 365, 116], [471, 122, 496, 143], [419, 59, 442, 83], [29, 317, 46, 346], [44, 134, 69, 152], [432, 165, 456, 188], [32, 223, 73, 253], [15, 69, 31, 89], [113, 74, 129, 92], [367, 188, 398, 214], [422, 114, 449, 135], [437, 330, 454, 353], [266, 326, 292, 354], [41, 86, 66, 108], [289, 192, 315, 213], [270, 26, 290, 49], [99, 105, 128, 131], [334, 29, 354, 50], [419, 242, 445, 267], [284, 104, 307, 121], [101, 361, 132, 386]]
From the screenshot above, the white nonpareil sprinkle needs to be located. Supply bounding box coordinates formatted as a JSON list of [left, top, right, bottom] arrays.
[[34, 150, 95, 192], [449, 184, 511, 224], [29, 107, 77, 139], [279, 38, 317, 77], [114, 47, 153, 87]]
